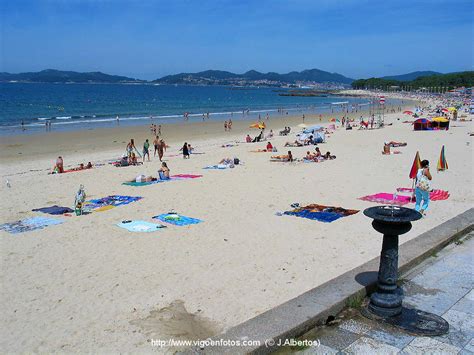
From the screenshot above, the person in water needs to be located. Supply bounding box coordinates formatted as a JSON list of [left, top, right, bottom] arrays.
[[158, 162, 170, 180]]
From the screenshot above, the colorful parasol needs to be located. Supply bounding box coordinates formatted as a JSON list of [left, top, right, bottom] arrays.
[[403, 110, 414, 115], [409, 151, 422, 179], [437, 145, 448, 171]]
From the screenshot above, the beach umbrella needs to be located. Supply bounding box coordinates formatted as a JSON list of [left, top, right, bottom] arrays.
[[447, 107, 457, 112], [432, 117, 449, 123], [409, 151, 422, 179], [249, 123, 265, 129], [441, 108, 449, 113], [329, 118, 336, 122], [437, 145, 448, 171], [403, 110, 413, 115]]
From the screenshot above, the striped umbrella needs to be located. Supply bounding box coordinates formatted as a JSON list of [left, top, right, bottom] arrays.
[[437, 145, 448, 171], [409, 151, 422, 179]]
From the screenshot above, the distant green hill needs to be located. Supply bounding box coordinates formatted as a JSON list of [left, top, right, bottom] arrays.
[[0, 69, 143, 83], [352, 71, 474, 89], [381, 71, 442, 81], [154, 68, 354, 85]]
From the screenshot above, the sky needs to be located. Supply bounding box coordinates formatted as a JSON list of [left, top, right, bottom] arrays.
[[1, 0, 473, 80]]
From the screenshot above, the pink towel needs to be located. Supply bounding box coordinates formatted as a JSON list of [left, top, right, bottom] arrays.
[[396, 188, 450, 201], [359, 193, 412, 205], [171, 174, 203, 179]]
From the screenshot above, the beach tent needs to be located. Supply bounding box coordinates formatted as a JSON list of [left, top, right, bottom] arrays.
[[413, 118, 431, 131], [432, 117, 449, 130], [302, 125, 323, 134], [296, 131, 325, 143]]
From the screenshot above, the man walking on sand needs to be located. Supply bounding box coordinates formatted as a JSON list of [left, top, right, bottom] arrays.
[[143, 139, 150, 162]]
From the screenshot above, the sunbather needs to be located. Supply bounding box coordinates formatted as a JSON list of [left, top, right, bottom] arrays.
[[246, 134, 252, 143], [158, 162, 170, 180], [266, 142, 273, 151], [382, 143, 391, 155], [386, 141, 407, 147], [284, 140, 303, 147], [271, 151, 293, 162], [323, 151, 336, 160]]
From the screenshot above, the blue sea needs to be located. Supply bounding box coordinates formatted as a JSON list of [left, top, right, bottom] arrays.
[[0, 83, 387, 135]]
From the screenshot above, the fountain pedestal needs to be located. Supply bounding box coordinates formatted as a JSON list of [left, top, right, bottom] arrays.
[[363, 206, 449, 336]]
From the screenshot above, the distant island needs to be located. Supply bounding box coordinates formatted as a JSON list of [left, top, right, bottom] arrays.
[[0, 69, 144, 84]]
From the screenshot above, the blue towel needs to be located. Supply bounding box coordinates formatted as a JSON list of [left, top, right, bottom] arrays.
[[153, 213, 202, 226], [87, 195, 142, 209], [0, 217, 64, 234], [117, 220, 166, 232], [32, 205, 74, 215], [284, 210, 343, 223]]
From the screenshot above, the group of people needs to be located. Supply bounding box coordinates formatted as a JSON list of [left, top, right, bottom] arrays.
[[149, 124, 162, 136], [304, 147, 336, 161]]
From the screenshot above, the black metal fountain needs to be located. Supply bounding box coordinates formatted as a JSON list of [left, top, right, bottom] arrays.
[[362, 205, 449, 335]]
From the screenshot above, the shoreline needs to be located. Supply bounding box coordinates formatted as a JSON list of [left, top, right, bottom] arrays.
[[0, 99, 414, 165]]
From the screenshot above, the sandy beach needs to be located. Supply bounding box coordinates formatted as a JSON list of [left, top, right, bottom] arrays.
[[1, 94, 472, 352]]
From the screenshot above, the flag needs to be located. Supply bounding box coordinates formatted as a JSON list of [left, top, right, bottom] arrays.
[[437, 145, 448, 171], [409, 151, 422, 179]]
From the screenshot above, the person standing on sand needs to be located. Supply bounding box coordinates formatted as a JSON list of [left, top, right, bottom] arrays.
[[182, 142, 190, 159], [153, 136, 159, 157], [157, 139, 165, 161], [224, 121, 228, 131], [143, 139, 150, 162], [126, 139, 137, 158], [228, 119, 232, 130], [415, 160, 432, 216], [158, 125, 162, 135]]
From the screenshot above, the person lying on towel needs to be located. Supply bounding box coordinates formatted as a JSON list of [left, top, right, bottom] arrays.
[[271, 151, 293, 162], [284, 140, 303, 147], [323, 151, 336, 160]]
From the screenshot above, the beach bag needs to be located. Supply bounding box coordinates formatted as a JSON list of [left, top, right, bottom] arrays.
[[233, 158, 239, 165], [416, 173, 431, 192]]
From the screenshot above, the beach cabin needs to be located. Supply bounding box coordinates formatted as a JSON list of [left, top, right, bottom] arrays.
[[431, 117, 450, 130], [413, 118, 431, 131]]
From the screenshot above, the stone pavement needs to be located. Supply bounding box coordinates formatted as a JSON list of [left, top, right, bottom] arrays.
[[278, 231, 473, 355]]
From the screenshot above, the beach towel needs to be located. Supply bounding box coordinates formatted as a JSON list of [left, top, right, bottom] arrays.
[[122, 180, 161, 186], [153, 213, 202, 226], [203, 165, 229, 169], [84, 195, 142, 211], [32, 205, 74, 215], [284, 204, 359, 223], [359, 193, 411, 205], [170, 174, 203, 179], [117, 220, 166, 232], [0, 216, 63, 234], [396, 188, 450, 201]]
